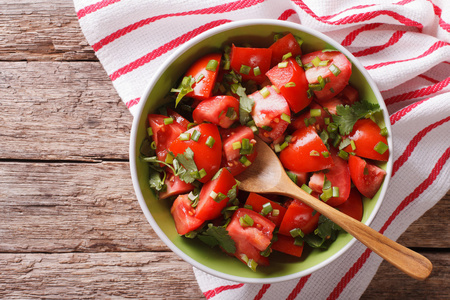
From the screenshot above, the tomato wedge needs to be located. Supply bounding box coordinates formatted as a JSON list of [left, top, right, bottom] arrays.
[[244, 193, 287, 227], [271, 234, 304, 257], [222, 150, 258, 177], [308, 149, 351, 206], [348, 155, 386, 198], [230, 45, 272, 84], [159, 168, 194, 200], [249, 85, 290, 141], [344, 119, 389, 161], [170, 194, 203, 235], [301, 50, 352, 102], [221, 126, 255, 161], [167, 108, 190, 130], [280, 126, 334, 173], [192, 95, 239, 128], [266, 57, 311, 113], [290, 101, 328, 132], [148, 114, 186, 162], [278, 199, 320, 236], [269, 33, 302, 67], [195, 168, 237, 221], [185, 53, 222, 100], [168, 123, 222, 183], [335, 188, 363, 221]]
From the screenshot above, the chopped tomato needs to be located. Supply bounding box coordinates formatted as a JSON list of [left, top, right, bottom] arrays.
[[286, 169, 309, 187], [249, 85, 290, 141], [170, 194, 203, 235], [278, 199, 320, 236], [184, 53, 222, 100], [344, 119, 389, 161], [221, 126, 255, 161], [195, 168, 237, 221], [289, 101, 328, 132], [268, 33, 302, 67], [335, 188, 363, 221], [280, 126, 334, 173], [336, 85, 359, 105], [222, 150, 258, 176], [319, 96, 344, 115], [266, 57, 311, 113], [192, 95, 239, 128], [167, 108, 190, 130], [348, 155, 386, 198], [244, 193, 287, 227], [301, 50, 352, 102], [168, 123, 222, 183], [271, 234, 304, 257], [148, 114, 186, 162], [230, 45, 272, 84], [159, 168, 194, 200], [308, 148, 351, 206]]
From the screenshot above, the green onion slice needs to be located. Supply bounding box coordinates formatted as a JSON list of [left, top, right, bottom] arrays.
[[374, 141, 389, 154], [205, 136, 215, 148], [259, 87, 270, 98], [206, 59, 218, 72], [329, 63, 341, 76], [240, 64, 251, 75]]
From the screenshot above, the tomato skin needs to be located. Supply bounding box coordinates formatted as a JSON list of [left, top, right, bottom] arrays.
[[148, 114, 186, 162], [301, 50, 352, 102], [159, 168, 194, 200], [167, 108, 190, 130], [344, 119, 389, 161], [280, 126, 334, 173], [185, 53, 222, 100], [195, 168, 237, 221], [335, 188, 363, 221], [244, 193, 287, 227], [266, 57, 311, 113], [227, 208, 275, 252], [290, 101, 328, 132], [348, 155, 386, 199], [249, 85, 291, 141], [170, 194, 203, 235], [230, 45, 272, 84], [192, 95, 239, 129], [279, 199, 320, 236], [269, 33, 302, 67], [168, 123, 222, 183], [308, 148, 351, 206], [271, 234, 304, 257]]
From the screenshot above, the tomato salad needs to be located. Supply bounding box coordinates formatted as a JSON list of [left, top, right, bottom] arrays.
[[141, 32, 389, 271]]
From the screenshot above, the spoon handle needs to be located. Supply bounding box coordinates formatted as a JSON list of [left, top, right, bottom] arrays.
[[277, 180, 432, 280]]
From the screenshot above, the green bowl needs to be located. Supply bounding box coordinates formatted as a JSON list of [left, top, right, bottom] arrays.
[[130, 19, 393, 283]]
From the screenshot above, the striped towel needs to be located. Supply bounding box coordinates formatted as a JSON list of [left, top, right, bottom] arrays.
[[73, 0, 450, 299]]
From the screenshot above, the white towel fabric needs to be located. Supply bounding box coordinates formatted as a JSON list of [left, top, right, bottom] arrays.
[[73, 0, 450, 299]]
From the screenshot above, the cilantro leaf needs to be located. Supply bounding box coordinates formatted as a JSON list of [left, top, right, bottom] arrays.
[[148, 168, 166, 192], [303, 215, 342, 249], [174, 147, 198, 184], [235, 84, 254, 125], [333, 100, 381, 135], [197, 225, 236, 254], [171, 75, 195, 107]]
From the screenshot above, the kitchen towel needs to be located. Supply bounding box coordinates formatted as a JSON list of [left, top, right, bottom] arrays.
[[73, 0, 450, 299]]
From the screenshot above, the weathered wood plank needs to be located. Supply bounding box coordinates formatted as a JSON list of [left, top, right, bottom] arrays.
[[0, 161, 448, 254], [0, 61, 131, 161], [362, 251, 450, 299], [0, 1, 96, 61], [0, 252, 204, 299]]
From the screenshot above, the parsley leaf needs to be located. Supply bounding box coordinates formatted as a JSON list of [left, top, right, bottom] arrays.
[[333, 100, 381, 135], [174, 147, 198, 184], [197, 225, 236, 254]]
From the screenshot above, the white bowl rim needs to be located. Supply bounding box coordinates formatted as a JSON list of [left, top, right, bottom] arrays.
[[129, 18, 393, 284]]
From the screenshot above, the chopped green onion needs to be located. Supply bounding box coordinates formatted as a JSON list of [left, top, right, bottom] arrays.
[[307, 88, 313, 98], [281, 113, 291, 123], [164, 117, 174, 125], [240, 64, 251, 75], [295, 55, 303, 67], [374, 141, 389, 154], [223, 60, 230, 70], [244, 204, 253, 210], [304, 62, 313, 70], [289, 228, 304, 238], [286, 171, 297, 184], [279, 141, 288, 151], [295, 36, 304, 47], [262, 125, 273, 132], [274, 144, 282, 153], [329, 63, 341, 76], [150, 141, 156, 150], [215, 192, 227, 203], [282, 52, 292, 61], [196, 74, 205, 83], [278, 61, 288, 68], [309, 83, 322, 91], [232, 141, 242, 150], [317, 75, 326, 89], [184, 231, 197, 239], [240, 214, 254, 227], [273, 33, 284, 42], [191, 130, 201, 142], [239, 155, 252, 167], [253, 66, 261, 76], [320, 188, 333, 202], [324, 117, 330, 125], [206, 59, 218, 72], [332, 134, 342, 148], [311, 56, 321, 67], [304, 118, 309, 127], [209, 191, 218, 200], [285, 135, 292, 143], [260, 87, 270, 98], [380, 127, 388, 137], [250, 125, 258, 133], [190, 170, 200, 179], [338, 149, 349, 160], [310, 108, 321, 117], [261, 202, 273, 216], [301, 184, 313, 194], [179, 132, 190, 141], [205, 136, 215, 148], [294, 237, 304, 246], [187, 122, 196, 130], [332, 186, 340, 198], [199, 168, 207, 179], [147, 127, 153, 136], [322, 151, 330, 158], [327, 122, 338, 133], [241, 138, 250, 150], [165, 152, 174, 164], [350, 140, 356, 151], [309, 117, 316, 124], [318, 60, 329, 66], [272, 209, 280, 217], [226, 107, 237, 120], [271, 85, 280, 93], [240, 144, 253, 155], [339, 138, 352, 150], [247, 259, 258, 272], [284, 81, 296, 88]]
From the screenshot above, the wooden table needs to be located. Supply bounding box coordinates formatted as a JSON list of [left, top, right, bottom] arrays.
[[1, 2, 448, 299]]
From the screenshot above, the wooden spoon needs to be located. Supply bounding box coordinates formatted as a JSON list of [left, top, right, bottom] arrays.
[[235, 136, 432, 280]]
